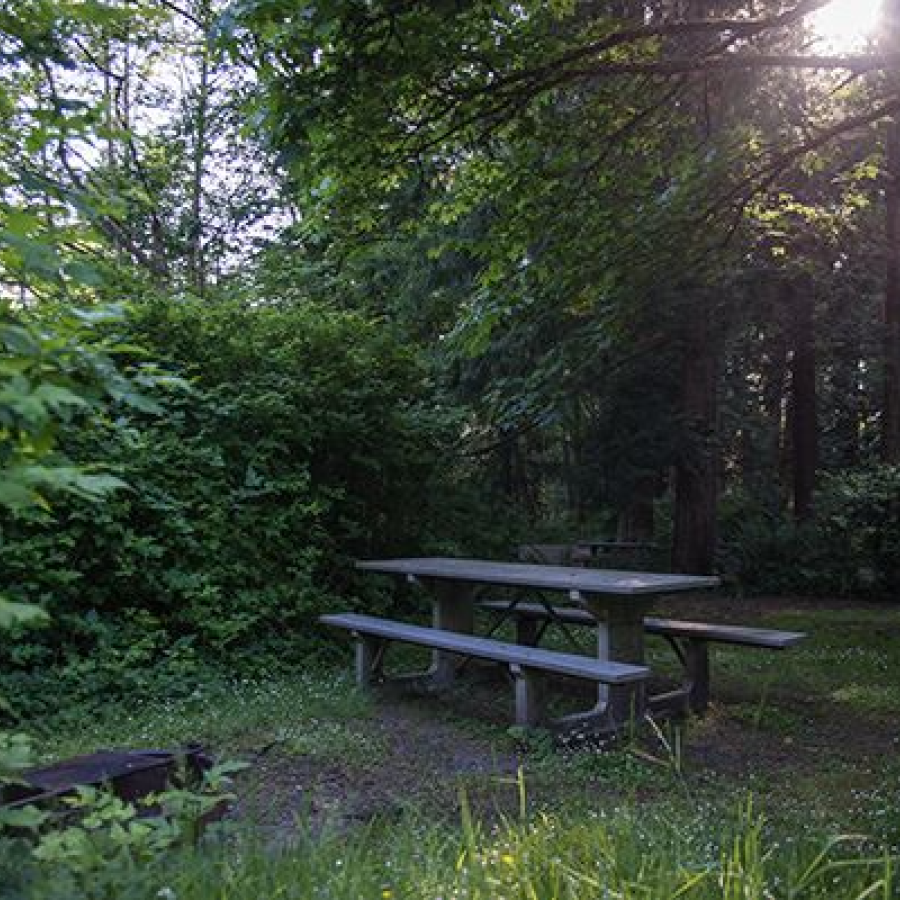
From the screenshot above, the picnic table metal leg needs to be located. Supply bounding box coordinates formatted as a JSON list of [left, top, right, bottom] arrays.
[[553, 598, 650, 735], [646, 636, 710, 716], [354, 633, 385, 688]]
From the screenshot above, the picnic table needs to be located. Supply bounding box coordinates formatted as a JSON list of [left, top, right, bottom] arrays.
[[352, 557, 720, 732]]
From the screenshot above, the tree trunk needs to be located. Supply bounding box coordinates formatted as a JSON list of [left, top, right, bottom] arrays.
[[883, 115, 900, 463], [617, 482, 656, 543], [673, 295, 718, 573], [671, 0, 721, 574], [881, 0, 900, 462], [829, 291, 861, 469], [187, 2, 211, 298], [761, 325, 788, 505], [787, 281, 818, 520]]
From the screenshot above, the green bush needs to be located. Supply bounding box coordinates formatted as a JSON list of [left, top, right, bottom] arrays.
[[0, 298, 465, 716], [719, 465, 900, 598]]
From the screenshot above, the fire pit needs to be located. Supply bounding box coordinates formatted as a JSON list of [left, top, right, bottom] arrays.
[[1, 745, 213, 812]]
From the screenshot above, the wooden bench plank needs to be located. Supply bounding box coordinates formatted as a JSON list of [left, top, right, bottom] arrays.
[[322, 612, 650, 730], [478, 601, 806, 648], [320, 613, 648, 683], [646, 618, 805, 649], [479, 600, 807, 716]]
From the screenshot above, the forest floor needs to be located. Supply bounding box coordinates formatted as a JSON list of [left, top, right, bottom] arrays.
[[42, 596, 900, 851]]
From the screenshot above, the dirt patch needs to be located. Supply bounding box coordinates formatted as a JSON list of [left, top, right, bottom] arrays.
[[234, 692, 522, 839]]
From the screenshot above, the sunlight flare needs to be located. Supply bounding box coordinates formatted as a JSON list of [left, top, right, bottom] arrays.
[[809, 0, 884, 50]]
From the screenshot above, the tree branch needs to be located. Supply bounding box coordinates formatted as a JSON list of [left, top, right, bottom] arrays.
[[563, 53, 900, 79], [459, 0, 837, 102]]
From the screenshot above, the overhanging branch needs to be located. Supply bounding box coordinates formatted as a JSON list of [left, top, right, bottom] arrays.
[[564, 53, 899, 79]]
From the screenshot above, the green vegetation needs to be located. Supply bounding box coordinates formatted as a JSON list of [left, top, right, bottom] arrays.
[[3, 801, 896, 899], [0, 604, 900, 898], [2, 0, 900, 896], [3, 603, 898, 898]]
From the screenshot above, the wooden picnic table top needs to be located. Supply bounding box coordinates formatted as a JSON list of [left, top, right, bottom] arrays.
[[355, 557, 720, 597]]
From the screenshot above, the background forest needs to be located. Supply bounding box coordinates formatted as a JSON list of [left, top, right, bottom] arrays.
[[1, 0, 899, 711], [2, 2, 900, 897]]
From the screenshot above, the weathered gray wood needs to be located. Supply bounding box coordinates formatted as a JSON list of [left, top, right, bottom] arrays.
[[321, 613, 649, 684], [647, 619, 806, 649], [584, 596, 649, 722], [480, 600, 806, 716], [426, 579, 475, 687], [517, 544, 588, 566], [518, 544, 568, 564], [357, 558, 720, 596], [352, 555, 718, 734], [323, 612, 649, 731], [509, 664, 544, 727], [478, 601, 806, 649], [480, 601, 596, 626]]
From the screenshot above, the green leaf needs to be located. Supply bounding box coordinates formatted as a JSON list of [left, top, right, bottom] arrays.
[[0, 598, 49, 629], [0, 479, 41, 511], [0, 805, 48, 830]]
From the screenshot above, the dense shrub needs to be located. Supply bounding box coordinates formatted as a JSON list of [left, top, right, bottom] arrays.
[[719, 465, 900, 598], [0, 298, 468, 715]]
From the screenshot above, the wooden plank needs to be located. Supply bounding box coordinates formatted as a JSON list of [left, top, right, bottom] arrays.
[[478, 601, 806, 649], [320, 613, 649, 684], [644, 618, 806, 649], [356, 557, 720, 596]]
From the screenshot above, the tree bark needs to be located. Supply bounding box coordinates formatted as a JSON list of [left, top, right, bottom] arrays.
[[187, 0, 211, 298], [671, 0, 720, 575], [881, 0, 900, 462], [883, 115, 900, 462], [617, 485, 656, 542], [787, 280, 818, 520], [829, 290, 861, 469], [672, 293, 718, 573], [761, 325, 789, 503]]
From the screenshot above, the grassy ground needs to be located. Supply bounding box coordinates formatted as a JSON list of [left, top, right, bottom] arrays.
[[11, 596, 900, 898]]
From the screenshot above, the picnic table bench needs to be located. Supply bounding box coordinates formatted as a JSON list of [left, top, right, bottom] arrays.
[[321, 557, 721, 734], [479, 600, 806, 714], [320, 613, 649, 727]]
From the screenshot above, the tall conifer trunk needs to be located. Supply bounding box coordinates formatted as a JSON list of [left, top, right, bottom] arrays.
[[187, 0, 211, 298], [883, 117, 900, 462], [673, 293, 718, 573], [671, 0, 719, 574], [881, 0, 900, 462], [787, 281, 818, 520]]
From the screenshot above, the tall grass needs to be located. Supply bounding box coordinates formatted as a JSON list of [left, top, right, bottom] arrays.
[[7, 796, 896, 899]]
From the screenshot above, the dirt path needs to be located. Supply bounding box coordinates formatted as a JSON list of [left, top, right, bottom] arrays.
[[235, 693, 522, 839]]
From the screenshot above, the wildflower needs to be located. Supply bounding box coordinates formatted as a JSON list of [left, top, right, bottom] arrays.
[[501, 854, 515, 866]]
